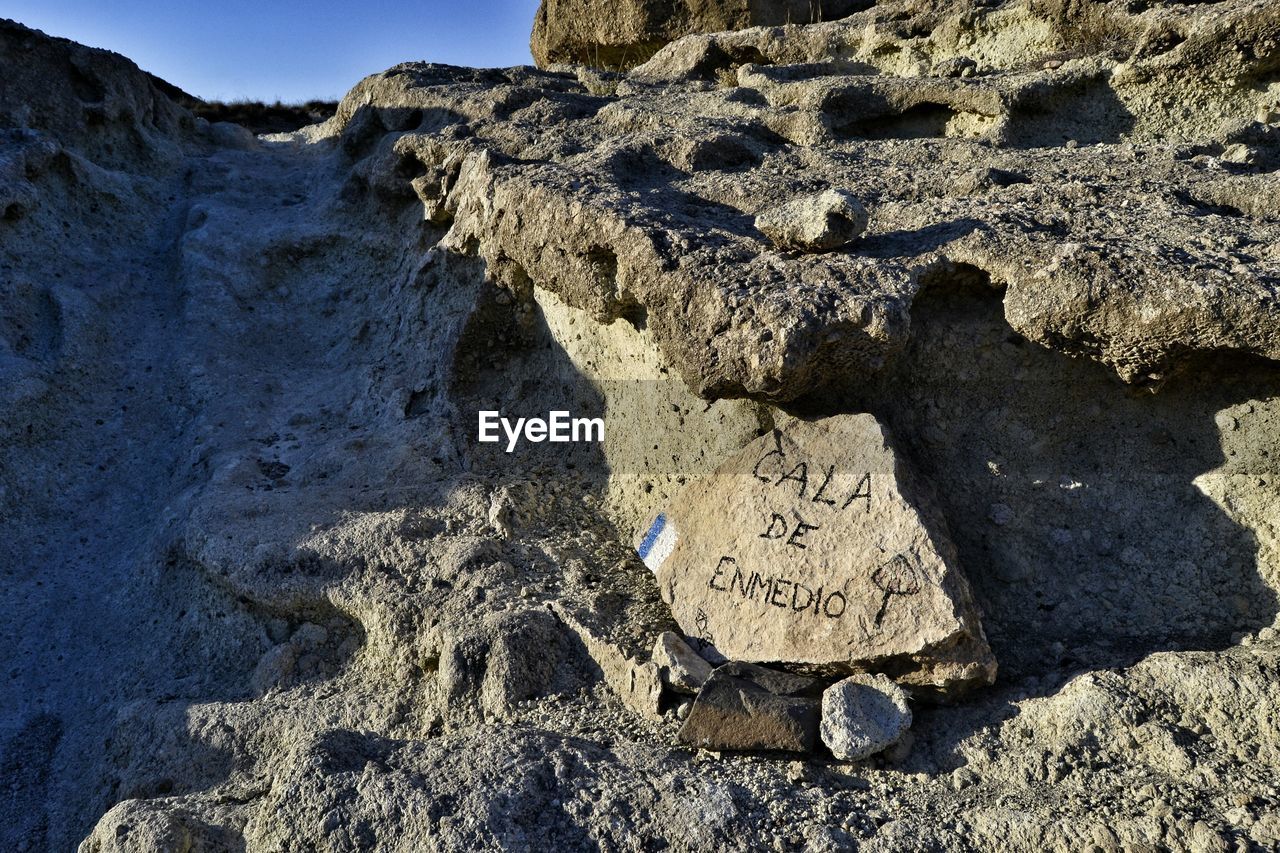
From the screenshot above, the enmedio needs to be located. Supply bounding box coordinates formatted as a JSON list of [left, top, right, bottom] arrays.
[[477, 410, 604, 452]]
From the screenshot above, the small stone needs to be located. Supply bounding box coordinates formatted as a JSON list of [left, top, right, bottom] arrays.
[[1220, 143, 1257, 165], [786, 760, 816, 784], [677, 662, 823, 753], [488, 489, 515, 536], [989, 503, 1014, 525], [951, 767, 979, 790], [949, 167, 1029, 196], [933, 56, 977, 78], [624, 660, 664, 716], [652, 631, 714, 694], [754, 189, 869, 253], [819, 673, 912, 761]]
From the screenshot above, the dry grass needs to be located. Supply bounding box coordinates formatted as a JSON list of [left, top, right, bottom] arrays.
[[1028, 0, 1139, 60]]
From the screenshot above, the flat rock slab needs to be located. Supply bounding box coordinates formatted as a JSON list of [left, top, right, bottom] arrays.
[[677, 661, 823, 753], [638, 414, 995, 695], [820, 673, 913, 761]]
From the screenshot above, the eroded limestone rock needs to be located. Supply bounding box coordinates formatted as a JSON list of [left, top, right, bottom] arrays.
[[530, 0, 869, 69], [641, 414, 995, 695], [310, 0, 1280, 402], [4, 2, 1280, 849]]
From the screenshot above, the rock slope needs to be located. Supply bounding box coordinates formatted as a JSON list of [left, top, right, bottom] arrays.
[[1, 0, 1279, 850]]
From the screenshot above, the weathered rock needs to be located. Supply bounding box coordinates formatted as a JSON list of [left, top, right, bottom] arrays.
[[336, 5, 1280, 403], [677, 662, 823, 752], [438, 609, 567, 721], [0, 18, 193, 168], [754, 188, 869, 253], [5, 2, 1280, 850], [652, 630, 715, 694], [530, 0, 869, 69], [552, 603, 666, 720], [819, 673, 912, 761], [641, 414, 995, 695]]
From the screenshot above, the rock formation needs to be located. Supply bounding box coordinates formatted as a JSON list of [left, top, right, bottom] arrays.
[[530, 0, 870, 69], [2, 0, 1280, 849]]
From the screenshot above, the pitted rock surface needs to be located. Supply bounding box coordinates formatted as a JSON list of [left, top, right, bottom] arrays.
[[820, 672, 913, 761], [530, 0, 870, 69], [313, 0, 1280, 401]]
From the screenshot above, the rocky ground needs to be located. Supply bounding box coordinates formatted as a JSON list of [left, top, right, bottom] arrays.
[[2, 0, 1279, 850]]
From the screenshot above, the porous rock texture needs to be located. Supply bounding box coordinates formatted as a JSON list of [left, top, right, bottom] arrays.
[[2, 0, 1280, 849], [820, 673, 913, 761], [530, 0, 871, 69]]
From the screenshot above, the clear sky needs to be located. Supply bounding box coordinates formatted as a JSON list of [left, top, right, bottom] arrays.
[[6, 0, 543, 103]]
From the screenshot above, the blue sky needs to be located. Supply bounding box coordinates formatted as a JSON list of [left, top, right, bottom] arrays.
[[6, 0, 543, 102]]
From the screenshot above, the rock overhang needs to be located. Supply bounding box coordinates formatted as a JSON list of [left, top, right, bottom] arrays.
[[317, 7, 1280, 405]]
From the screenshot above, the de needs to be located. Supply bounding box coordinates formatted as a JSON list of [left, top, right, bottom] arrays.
[[759, 512, 820, 549]]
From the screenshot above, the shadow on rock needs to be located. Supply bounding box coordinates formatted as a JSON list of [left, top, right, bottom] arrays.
[[799, 269, 1279, 686]]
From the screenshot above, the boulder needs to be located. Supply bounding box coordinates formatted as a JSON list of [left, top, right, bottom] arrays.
[[820, 673, 912, 761], [677, 662, 823, 752], [652, 631, 715, 694], [638, 414, 996, 695], [754, 189, 869, 253], [530, 0, 870, 69]]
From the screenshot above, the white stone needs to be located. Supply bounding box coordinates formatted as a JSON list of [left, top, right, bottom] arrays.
[[820, 673, 912, 761], [652, 631, 714, 694]]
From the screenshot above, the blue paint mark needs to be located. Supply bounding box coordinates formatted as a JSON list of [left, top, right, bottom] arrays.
[[637, 514, 666, 559]]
